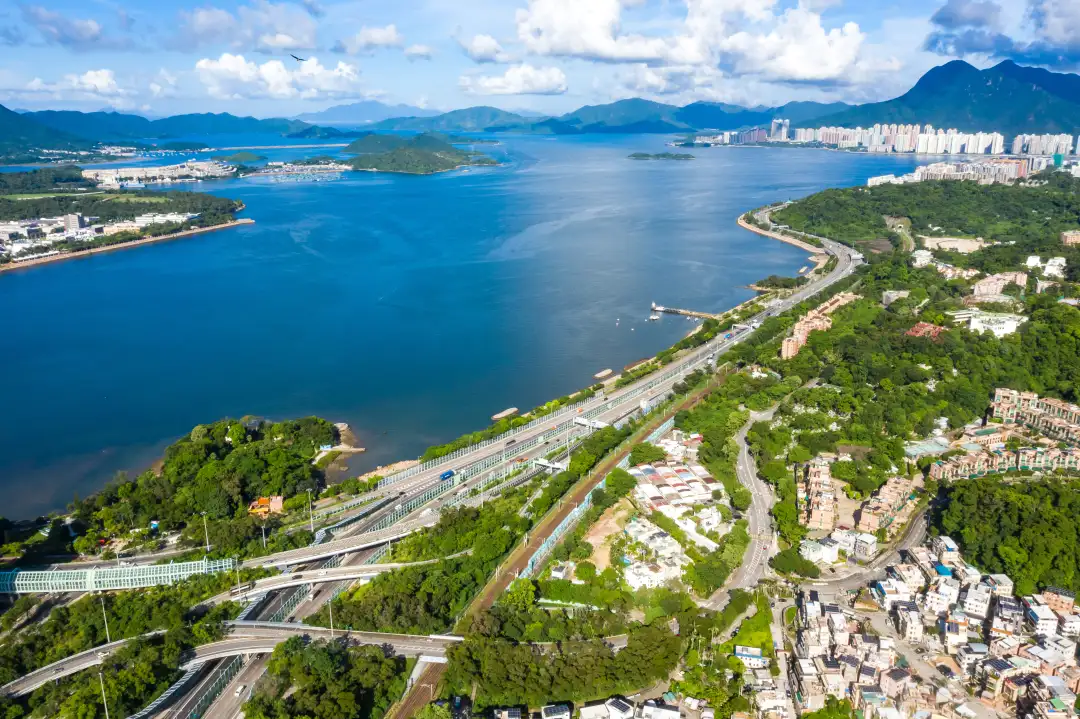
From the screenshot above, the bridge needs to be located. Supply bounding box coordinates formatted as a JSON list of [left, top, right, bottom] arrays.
[[1, 631, 166, 697], [213, 554, 462, 602], [241, 517, 436, 568], [0, 557, 235, 594], [181, 622, 462, 668]]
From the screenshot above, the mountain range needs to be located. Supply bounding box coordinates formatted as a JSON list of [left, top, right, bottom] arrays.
[[22, 111, 308, 142], [294, 100, 440, 124], [802, 60, 1080, 137], [367, 98, 855, 134], [4, 60, 1080, 158]]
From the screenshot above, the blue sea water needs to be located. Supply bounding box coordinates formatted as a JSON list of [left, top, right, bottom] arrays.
[[0, 135, 926, 518]]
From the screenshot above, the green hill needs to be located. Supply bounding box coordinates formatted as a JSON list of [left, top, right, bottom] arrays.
[[371, 106, 533, 132], [0, 104, 90, 156], [25, 109, 311, 140], [343, 133, 409, 153], [349, 146, 494, 174], [804, 60, 1080, 136]]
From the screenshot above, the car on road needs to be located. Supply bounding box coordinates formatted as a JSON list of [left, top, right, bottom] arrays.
[[235, 685, 246, 697], [505, 439, 516, 447], [937, 665, 955, 678]]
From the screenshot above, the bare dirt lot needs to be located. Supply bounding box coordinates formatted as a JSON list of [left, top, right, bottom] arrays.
[[583, 498, 633, 572]]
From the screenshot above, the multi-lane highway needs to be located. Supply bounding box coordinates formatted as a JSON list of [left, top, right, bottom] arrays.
[[8, 230, 861, 713], [182, 623, 459, 668]]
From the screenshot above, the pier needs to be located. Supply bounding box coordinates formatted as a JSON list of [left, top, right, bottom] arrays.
[[650, 302, 722, 320]]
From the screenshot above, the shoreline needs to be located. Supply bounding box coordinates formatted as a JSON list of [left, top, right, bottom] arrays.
[[0, 218, 256, 275], [737, 213, 821, 254]]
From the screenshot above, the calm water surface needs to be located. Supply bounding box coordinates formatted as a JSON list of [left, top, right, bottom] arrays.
[[0, 136, 925, 517]]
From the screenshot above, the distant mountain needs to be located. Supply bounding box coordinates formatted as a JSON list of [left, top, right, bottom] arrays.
[[370, 98, 849, 135], [295, 100, 440, 125], [803, 60, 1080, 136], [24, 109, 310, 141], [371, 106, 532, 132], [0, 104, 89, 155]]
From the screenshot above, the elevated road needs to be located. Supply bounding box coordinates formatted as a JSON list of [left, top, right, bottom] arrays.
[[243, 516, 435, 568], [2, 632, 164, 697], [215, 554, 463, 602], [183, 623, 460, 668]]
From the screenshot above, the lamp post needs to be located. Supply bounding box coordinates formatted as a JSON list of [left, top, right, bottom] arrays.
[[201, 512, 210, 554], [98, 672, 111, 719], [328, 598, 335, 639], [100, 595, 111, 643], [307, 489, 314, 534]]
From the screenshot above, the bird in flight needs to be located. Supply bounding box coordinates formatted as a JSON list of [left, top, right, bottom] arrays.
[[291, 54, 307, 62]]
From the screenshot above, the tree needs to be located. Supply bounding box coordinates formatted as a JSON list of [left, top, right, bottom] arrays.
[[416, 705, 453, 719], [504, 578, 537, 614], [629, 443, 667, 466]]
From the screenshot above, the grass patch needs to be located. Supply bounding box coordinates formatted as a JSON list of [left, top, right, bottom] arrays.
[[720, 591, 774, 657]]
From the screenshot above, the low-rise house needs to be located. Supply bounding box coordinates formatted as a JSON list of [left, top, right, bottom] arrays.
[[542, 705, 571, 719], [735, 645, 769, 669], [882, 668, 914, 698]]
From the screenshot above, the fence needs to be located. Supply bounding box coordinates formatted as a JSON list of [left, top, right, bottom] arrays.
[[520, 476, 606, 578], [182, 655, 243, 719]]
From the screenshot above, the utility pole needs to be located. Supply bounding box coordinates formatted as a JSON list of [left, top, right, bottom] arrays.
[[307, 489, 314, 534], [100, 596, 111, 643], [329, 598, 335, 639], [261, 521, 267, 549], [234, 564, 241, 593], [201, 512, 210, 554], [98, 672, 111, 719]]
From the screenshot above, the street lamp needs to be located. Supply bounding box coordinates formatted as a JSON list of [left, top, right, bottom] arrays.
[[201, 512, 210, 554], [307, 489, 314, 534], [98, 672, 111, 719], [328, 598, 335, 639], [100, 595, 111, 644]]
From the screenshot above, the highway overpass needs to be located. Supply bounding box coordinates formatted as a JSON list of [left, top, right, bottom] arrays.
[[181, 623, 461, 668]]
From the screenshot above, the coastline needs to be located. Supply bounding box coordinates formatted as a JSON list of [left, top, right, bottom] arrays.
[[737, 213, 821, 254], [0, 218, 256, 275]]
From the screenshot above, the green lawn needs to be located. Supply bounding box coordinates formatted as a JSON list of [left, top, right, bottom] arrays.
[[720, 591, 775, 657]]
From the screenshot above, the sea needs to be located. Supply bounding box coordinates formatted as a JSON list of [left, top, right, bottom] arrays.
[[0, 134, 928, 518]]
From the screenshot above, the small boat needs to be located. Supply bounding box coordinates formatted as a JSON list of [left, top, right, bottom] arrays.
[[648, 314, 660, 321]]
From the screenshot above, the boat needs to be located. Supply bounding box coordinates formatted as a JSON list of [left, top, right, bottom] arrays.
[[648, 314, 660, 321]]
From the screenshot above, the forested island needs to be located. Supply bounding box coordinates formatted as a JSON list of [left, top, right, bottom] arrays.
[[628, 152, 694, 160], [212, 151, 267, 163], [345, 133, 496, 174]]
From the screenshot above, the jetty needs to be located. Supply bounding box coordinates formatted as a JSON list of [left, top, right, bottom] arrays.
[[650, 302, 721, 321]]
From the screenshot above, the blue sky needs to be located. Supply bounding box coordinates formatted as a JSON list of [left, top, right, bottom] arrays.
[[0, 0, 1076, 117]]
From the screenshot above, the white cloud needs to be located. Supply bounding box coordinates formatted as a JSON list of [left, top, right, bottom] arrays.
[[514, 0, 707, 64], [1032, 0, 1080, 46], [722, 6, 867, 81], [177, 1, 317, 52], [508, 0, 893, 86], [405, 44, 434, 60], [21, 68, 137, 107], [334, 25, 405, 54], [461, 34, 512, 62], [194, 53, 361, 99], [20, 5, 125, 50], [149, 69, 178, 98], [459, 64, 568, 94]]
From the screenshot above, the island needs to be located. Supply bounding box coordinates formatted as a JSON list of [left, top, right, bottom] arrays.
[[628, 152, 694, 160], [346, 132, 497, 174], [212, 151, 267, 163]]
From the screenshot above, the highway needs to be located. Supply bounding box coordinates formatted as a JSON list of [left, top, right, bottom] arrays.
[[2, 632, 164, 697], [213, 554, 462, 602], [9, 230, 861, 712]]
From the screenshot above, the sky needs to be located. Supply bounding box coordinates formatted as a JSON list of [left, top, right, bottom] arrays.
[[0, 0, 1078, 118]]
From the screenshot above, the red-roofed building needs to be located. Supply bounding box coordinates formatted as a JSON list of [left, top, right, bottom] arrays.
[[906, 322, 947, 340]]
